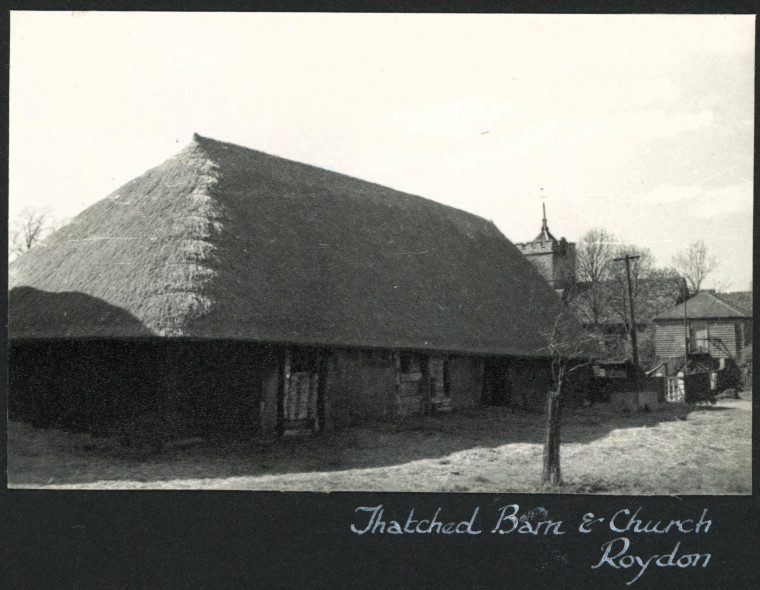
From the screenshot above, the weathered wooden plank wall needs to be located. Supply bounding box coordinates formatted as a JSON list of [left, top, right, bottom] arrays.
[[447, 357, 483, 409], [654, 320, 749, 360], [324, 350, 397, 427]]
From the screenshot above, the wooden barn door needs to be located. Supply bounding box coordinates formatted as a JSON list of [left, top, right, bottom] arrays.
[[281, 349, 326, 435], [429, 356, 451, 412]]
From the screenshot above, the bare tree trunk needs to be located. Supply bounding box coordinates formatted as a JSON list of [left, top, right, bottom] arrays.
[[542, 384, 562, 486]]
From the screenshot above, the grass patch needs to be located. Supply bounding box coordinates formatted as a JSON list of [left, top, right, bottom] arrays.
[[7, 395, 751, 494]]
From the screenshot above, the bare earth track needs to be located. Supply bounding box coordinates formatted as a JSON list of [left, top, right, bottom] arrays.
[[8, 395, 751, 494]]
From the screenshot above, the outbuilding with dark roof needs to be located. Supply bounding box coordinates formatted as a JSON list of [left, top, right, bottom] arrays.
[[652, 290, 752, 362]]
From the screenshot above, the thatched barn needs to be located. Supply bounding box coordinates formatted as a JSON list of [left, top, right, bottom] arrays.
[[9, 133, 589, 443]]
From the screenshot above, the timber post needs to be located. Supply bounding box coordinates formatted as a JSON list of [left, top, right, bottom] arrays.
[[613, 253, 641, 394], [421, 355, 432, 413], [315, 352, 328, 433]]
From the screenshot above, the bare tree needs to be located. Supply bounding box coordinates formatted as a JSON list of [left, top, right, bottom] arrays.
[[606, 249, 684, 366], [672, 240, 719, 294], [573, 228, 617, 330], [569, 231, 687, 363], [541, 314, 596, 486], [608, 245, 654, 339], [9, 206, 57, 259]]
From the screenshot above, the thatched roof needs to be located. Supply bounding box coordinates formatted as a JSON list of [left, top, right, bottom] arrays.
[[9, 134, 588, 357]]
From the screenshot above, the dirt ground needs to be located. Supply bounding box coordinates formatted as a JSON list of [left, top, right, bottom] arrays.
[[7, 393, 752, 494]]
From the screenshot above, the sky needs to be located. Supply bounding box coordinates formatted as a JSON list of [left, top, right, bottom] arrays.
[[9, 12, 755, 291]]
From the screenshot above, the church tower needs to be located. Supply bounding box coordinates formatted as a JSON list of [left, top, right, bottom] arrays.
[[515, 205, 576, 292]]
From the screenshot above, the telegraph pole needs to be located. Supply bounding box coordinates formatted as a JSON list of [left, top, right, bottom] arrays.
[[613, 254, 641, 369], [683, 277, 689, 370]]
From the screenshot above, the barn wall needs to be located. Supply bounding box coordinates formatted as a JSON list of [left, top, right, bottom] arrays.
[[448, 356, 484, 409], [9, 339, 269, 438], [161, 340, 265, 437], [396, 352, 426, 417], [323, 351, 488, 426], [325, 349, 397, 428], [507, 358, 554, 410], [11, 339, 567, 438], [482, 356, 554, 409]]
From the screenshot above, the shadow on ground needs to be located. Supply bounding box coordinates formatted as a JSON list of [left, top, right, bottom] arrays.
[[7, 398, 742, 487]]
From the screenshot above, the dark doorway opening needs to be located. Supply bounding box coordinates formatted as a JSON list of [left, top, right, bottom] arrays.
[[482, 359, 512, 406]]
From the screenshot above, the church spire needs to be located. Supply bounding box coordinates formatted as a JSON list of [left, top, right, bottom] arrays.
[[534, 203, 556, 242], [542, 203, 549, 233]]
